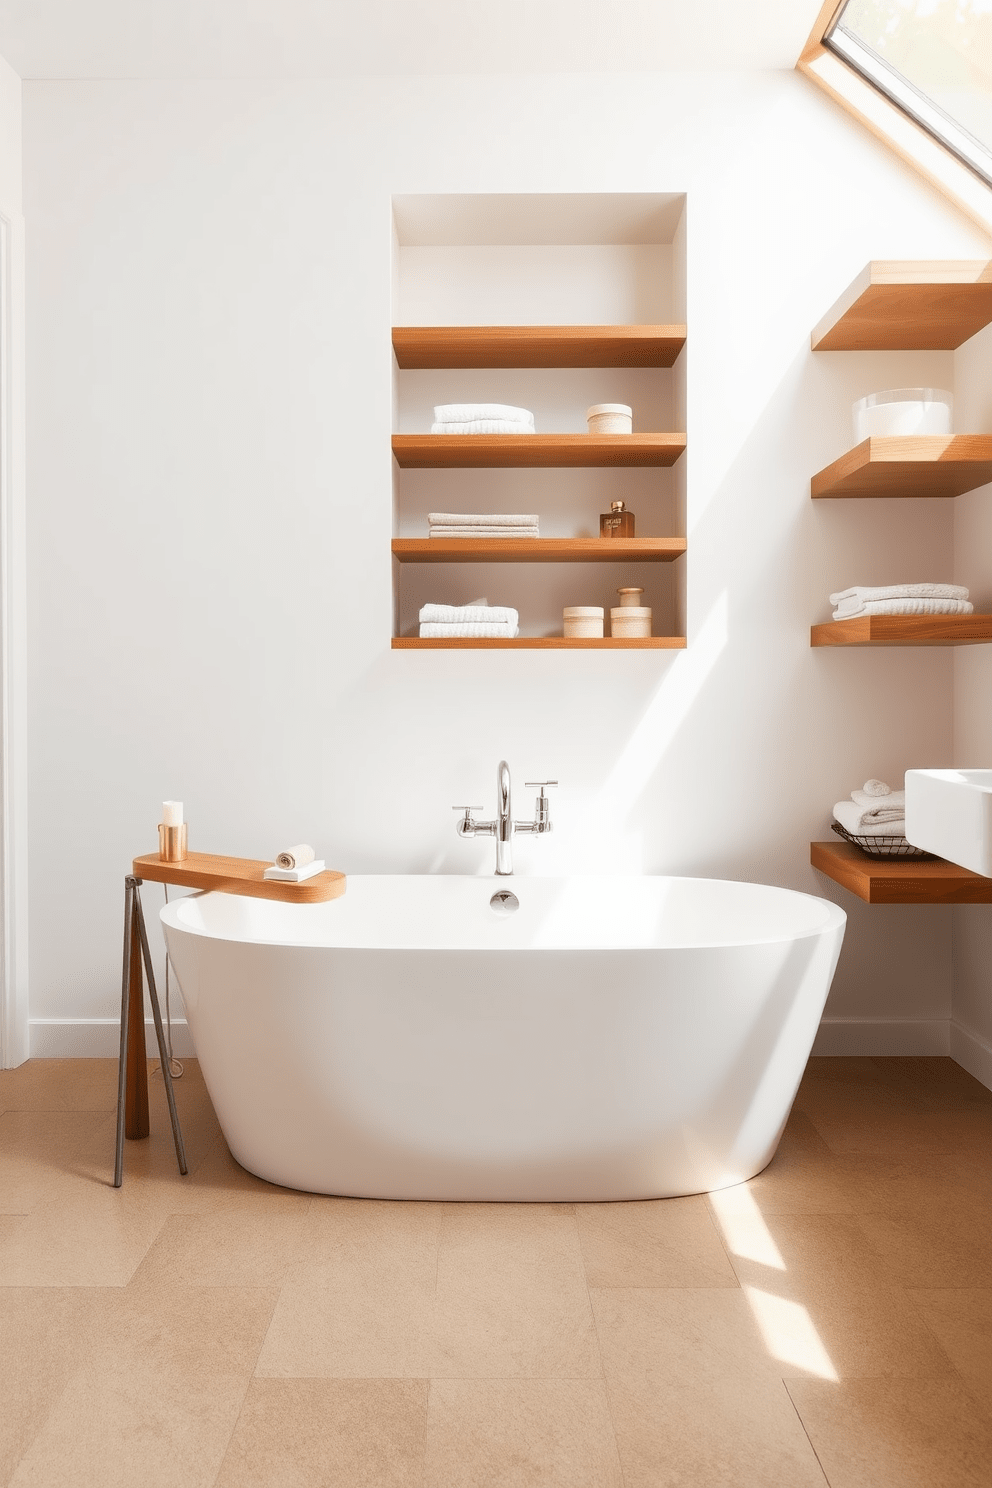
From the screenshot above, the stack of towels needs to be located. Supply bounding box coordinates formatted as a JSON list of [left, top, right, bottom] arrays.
[[419, 601, 519, 639], [429, 511, 540, 539], [830, 583, 973, 619], [833, 779, 906, 837], [431, 403, 535, 435]]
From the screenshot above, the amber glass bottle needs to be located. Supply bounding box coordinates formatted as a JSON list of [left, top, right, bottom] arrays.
[[600, 500, 635, 538]]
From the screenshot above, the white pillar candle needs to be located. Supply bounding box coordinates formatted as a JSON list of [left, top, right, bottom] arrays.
[[162, 801, 183, 827]]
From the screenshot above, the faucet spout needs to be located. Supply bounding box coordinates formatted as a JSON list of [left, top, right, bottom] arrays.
[[495, 759, 513, 875]]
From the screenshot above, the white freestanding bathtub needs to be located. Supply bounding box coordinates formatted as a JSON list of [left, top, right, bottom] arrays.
[[161, 875, 845, 1202]]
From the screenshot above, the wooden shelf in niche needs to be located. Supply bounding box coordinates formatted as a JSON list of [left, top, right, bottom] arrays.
[[392, 537, 686, 564], [811, 436, 992, 500], [392, 323, 687, 369], [811, 840, 992, 905], [392, 636, 686, 650], [811, 614, 992, 647], [392, 433, 686, 469], [812, 260, 992, 351]]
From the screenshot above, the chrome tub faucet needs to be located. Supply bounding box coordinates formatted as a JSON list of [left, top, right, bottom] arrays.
[[454, 760, 556, 876]]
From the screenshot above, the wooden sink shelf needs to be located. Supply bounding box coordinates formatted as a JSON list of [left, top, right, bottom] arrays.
[[392, 323, 686, 368], [811, 840, 992, 904], [392, 537, 686, 564], [811, 436, 992, 500], [811, 614, 992, 647], [811, 260, 992, 351], [392, 433, 686, 469]]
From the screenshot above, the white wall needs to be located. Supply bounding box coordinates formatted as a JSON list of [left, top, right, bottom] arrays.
[[20, 71, 992, 1055], [0, 48, 27, 1067], [0, 50, 20, 209], [952, 318, 992, 1086]]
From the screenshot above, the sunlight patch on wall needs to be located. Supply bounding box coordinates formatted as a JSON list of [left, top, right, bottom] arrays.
[[557, 592, 728, 872]]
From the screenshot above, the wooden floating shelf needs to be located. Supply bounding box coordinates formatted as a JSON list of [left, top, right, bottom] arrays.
[[812, 260, 992, 351], [811, 840, 992, 905], [132, 851, 347, 904], [392, 637, 686, 650], [392, 433, 686, 469], [391, 537, 686, 564], [392, 323, 687, 369], [811, 436, 992, 499], [811, 614, 992, 647]]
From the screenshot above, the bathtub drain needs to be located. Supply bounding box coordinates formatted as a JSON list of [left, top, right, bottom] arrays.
[[490, 890, 519, 916]]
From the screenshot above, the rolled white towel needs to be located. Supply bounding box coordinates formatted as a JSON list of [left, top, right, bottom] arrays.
[[830, 583, 969, 605], [432, 420, 536, 435], [419, 622, 519, 638], [420, 604, 518, 625], [264, 858, 326, 883], [429, 513, 540, 528], [430, 527, 540, 538], [276, 843, 315, 870], [833, 801, 906, 836], [833, 597, 974, 619], [860, 779, 892, 797], [852, 786, 905, 811], [434, 403, 534, 425]]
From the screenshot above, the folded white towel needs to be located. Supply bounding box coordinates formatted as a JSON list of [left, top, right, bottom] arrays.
[[432, 420, 536, 435], [429, 513, 540, 528], [419, 623, 519, 638], [830, 583, 969, 605], [430, 527, 540, 538], [833, 597, 974, 619], [264, 858, 326, 883], [276, 843, 315, 870], [419, 604, 518, 625], [833, 801, 906, 836], [852, 787, 905, 811], [434, 403, 534, 425]]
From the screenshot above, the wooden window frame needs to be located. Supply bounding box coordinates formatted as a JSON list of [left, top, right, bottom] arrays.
[[797, 0, 992, 237]]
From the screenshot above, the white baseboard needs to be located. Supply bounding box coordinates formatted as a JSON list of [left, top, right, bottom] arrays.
[[28, 1018, 194, 1059], [26, 1015, 990, 1094], [949, 1019, 992, 1093], [811, 1017, 951, 1056]]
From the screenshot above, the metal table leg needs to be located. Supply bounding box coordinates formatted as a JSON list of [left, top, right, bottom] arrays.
[[114, 875, 188, 1186]]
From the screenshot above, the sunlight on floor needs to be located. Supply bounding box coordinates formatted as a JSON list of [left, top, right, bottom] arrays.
[[709, 1184, 785, 1269], [710, 1185, 839, 1382], [744, 1286, 839, 1382]]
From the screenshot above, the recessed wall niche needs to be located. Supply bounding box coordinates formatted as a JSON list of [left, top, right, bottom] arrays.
[[390, 193, 687, 646]]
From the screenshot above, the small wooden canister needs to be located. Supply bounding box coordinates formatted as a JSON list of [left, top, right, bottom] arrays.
[[610, 606, 652, 639], [587, 403, 633, 434], [564, 606, 604, 639]]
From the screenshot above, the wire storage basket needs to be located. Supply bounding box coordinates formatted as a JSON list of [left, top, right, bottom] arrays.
[[831, 821, 934, 859]]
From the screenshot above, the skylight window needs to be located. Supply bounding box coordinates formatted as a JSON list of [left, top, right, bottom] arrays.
[[824, 1, 992, 186]]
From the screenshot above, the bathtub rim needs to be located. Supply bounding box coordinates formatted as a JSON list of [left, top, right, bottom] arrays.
[[158, 872, 847, 954]]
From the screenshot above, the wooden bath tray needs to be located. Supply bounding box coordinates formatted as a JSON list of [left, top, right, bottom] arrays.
[[132, 851, 347, 903]]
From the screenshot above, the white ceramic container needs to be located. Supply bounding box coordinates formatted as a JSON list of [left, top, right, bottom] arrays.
[[853, 388, 952, 442], [587, 403, 632, 434], [161, 874, 846, 1201], [563, 605, 604, 638], [611, 605, 652, 638]]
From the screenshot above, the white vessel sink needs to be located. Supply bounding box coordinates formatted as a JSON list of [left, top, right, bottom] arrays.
[[905, 769, 992, 875]]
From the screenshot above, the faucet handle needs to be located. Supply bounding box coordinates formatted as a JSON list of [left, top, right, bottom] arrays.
[[452, 806, 484, 813], [524, 781, 558, 790]]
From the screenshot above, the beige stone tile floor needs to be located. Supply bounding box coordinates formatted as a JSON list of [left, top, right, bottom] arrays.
[[1, 1055, 991, 1486]]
